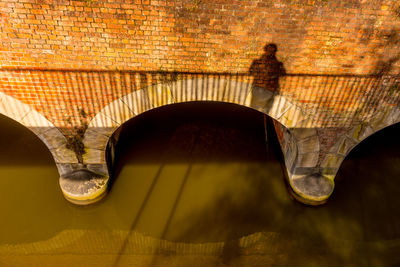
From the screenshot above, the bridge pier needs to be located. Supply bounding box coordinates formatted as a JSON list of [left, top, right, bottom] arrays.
[[0, 92, 110, 205], [57, 163, 109, 205], [272, 123, 334, 205], [54, 126, 123, 205]]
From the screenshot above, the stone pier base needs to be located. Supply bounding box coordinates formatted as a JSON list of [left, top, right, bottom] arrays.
[[57, 163, 109, 205], [272, 121, 334, 205]]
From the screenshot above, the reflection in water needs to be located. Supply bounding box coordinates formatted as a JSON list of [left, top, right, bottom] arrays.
[[0, 106, 399, 266], [111, 102, 285, 243]]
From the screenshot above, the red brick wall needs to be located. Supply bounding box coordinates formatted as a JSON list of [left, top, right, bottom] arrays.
[[0, 0, 399, 132], [1, 0, 400, 73]]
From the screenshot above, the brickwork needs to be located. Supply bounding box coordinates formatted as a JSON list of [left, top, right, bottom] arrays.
[[0, 0, 399, 127], [0, 0, 399, 122], [0, 0, 399, 73]]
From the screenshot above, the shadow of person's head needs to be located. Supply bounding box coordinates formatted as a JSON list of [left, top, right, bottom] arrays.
[[264, 43, 278, 57]]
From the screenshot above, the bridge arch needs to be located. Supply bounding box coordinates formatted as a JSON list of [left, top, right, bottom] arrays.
[[0, 92, 76, 174], [77, 78, 329, 205], [322, 105, 400, 183]]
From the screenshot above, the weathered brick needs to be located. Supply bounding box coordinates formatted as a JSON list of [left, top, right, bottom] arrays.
[[0, 0, 398, 135]]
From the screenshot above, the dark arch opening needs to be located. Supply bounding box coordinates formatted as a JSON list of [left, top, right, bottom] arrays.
[[0, 114, 55, 166], [107, 101, 287, 242], [111, 101, 283, 166], [333, 122, 400, 241], [100, 105, 400, 266], [0, 114, 71, 244]]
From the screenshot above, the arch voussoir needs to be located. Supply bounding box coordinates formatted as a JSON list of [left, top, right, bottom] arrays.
[[246, 86, 274, 114], [120, 89, 153, 116], [268, 95, 293, 121], [145, 82, 175, 108], [169, 78, 227, 103], [0, 93, 31, 122], [222, 79, 253, 105]]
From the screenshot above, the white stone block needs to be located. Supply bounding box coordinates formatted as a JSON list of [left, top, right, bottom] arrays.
[[279, 105, 308, 128], [268, 95, 293, 120], [297, 135, 320, 154], [348, 123, 374, 142], [36, 127, 67, 150], [247, 86, 274, 114], [20, 109, 54, 128], [296, 152, 319, 168], [0, 94, 31, 122], [120, 89, 152, 115], [50, 145, 79, 164], [291, 128, 317, 140], [223, 79, 252, 105], [83, 148, 106, 164], [320, 153, 345, 170], [83, 128, 110, 150], [146, 83, 174, 108], [98, 99, 135, 126], [89, 112, 120, 128]]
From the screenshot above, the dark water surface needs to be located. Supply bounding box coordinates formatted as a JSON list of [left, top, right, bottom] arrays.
[[0, 102, 399, 266]]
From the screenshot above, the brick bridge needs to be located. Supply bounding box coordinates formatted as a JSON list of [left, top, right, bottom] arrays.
[[0, 0, 399, 204]]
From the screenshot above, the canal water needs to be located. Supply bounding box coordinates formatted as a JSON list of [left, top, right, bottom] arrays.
[[0, 102, 399, 266]]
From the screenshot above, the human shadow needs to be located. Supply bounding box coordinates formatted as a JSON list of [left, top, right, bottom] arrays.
[[249, 43, 286, 116], [249, 43, 286, 139], [249, 43, 286, 94]]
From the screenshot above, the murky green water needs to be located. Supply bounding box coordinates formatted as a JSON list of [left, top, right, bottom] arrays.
[[0, 102, 399, 266]]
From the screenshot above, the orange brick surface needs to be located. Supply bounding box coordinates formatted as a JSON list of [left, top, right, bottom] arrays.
[[0, 0, 399, 136]]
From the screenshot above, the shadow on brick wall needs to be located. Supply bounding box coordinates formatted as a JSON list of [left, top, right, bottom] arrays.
[[0, 67, 399, 134]]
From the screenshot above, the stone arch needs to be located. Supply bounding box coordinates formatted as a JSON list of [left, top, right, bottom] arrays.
[[82, 78, 324, 205], [322, 105, 400, 184], [0, 92, 76, 172], [0, 92, 108, 205]]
